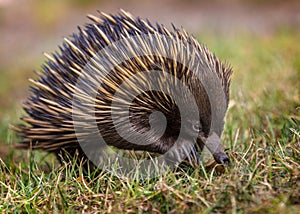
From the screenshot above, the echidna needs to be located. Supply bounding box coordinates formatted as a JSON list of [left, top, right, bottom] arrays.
[[14, 10, 232, 170]]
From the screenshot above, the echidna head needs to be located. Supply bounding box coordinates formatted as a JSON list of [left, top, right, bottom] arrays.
[[165, 103, 230, 166], [126, 81, 230, 165]]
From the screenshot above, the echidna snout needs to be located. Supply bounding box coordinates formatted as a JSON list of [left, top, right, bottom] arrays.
[[214, 153, 230, 165]]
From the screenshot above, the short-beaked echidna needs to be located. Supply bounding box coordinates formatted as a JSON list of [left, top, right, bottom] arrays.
[[14, 10, 232, 169]]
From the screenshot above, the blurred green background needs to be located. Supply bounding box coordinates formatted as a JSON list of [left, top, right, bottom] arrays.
[[0, 0, 299, 146], [0, 0, 299, 143], [0, 0, 298, 143]]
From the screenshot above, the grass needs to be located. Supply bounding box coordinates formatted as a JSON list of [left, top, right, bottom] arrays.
[[0, 29, 299, 213]]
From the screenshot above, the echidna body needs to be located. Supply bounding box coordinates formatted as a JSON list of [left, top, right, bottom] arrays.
[[15, 10, 232, 167]]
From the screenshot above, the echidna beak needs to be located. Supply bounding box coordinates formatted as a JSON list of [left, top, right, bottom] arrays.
[[213, 152, 230, 166], [204, 132, 230, 166]]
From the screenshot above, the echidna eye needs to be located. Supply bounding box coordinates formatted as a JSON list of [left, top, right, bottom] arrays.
[[192, 123, 201, 132]]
